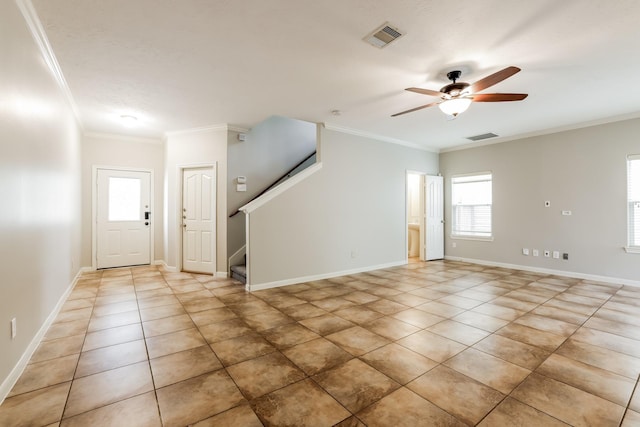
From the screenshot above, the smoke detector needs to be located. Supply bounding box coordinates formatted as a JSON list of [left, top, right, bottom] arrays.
[[364, 23, 404, 48]]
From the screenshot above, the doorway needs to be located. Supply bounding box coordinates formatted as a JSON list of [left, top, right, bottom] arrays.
[[182, 166, 215, 274], [406, 172, 444, 262], [95, 168, 152, 269]]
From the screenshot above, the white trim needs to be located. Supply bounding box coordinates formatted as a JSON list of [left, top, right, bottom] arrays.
[[84, 132, 163, 145], [247, 260, 406, 292], [228, 245, 246, 275], [444, 255, 640, 287], [323, 123, 437, 153], [215, 272, 229, 278], [451, 235, 494, 242], [240, 162, 323, 214], [0, 269, 82, 404], [165, 124, 230, 137], [624, 247, 640, 254], [440, 111, 640, 153], [92, 166, 155, 270], [15, 0, 83, 130]]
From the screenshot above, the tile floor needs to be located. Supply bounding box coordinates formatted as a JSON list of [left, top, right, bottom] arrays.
[[1, 261, 640, 426]]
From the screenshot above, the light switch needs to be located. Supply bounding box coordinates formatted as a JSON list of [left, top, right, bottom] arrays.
[[237, 184, 247, 192]]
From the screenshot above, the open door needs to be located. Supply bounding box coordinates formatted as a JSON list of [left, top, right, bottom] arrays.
[[425, 175, 444, 260]]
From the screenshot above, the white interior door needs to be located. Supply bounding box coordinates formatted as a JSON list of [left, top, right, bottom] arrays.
[[97, 169, 151, 269], [425, 175, 444, 260], [182, 167, 215, 274]]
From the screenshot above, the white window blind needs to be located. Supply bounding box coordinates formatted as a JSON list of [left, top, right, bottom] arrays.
[[628, 155, 640, 249], [451, 172, 492, 238]]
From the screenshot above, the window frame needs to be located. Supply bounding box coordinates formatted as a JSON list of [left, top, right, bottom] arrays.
[[450, 171, 494, 242], [626, 154, 640, 253]]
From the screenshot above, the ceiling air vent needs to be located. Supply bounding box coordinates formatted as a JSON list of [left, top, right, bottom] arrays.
[[364, 23, 404, 48], [466, 132, 499, 142]]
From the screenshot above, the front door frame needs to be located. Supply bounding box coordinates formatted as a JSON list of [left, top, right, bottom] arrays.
[[92, 165, 155, 270]]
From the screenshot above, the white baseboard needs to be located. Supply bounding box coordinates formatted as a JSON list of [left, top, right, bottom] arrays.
[[0, 269, 82, 404], [445, 256, 640, 287], [215, 271, 228, 278], [247, 260, 406, 292]]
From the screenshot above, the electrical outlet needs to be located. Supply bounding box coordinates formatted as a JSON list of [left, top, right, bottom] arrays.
[[522, 248, 529, 255], [553, 251, 560, 259], [10, 318, 16, 339], [544, 250, 550, 257], [544, 201, 551, 207], [533, 249, 539, 257]]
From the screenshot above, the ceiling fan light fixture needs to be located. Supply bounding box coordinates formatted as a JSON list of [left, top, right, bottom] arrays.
[[438, 98, 472, 117]]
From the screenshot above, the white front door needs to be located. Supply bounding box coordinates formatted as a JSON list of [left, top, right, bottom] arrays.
[[425, 175, 444, 260], [182, 167, 215, 274], [96, 169, 151, 269]]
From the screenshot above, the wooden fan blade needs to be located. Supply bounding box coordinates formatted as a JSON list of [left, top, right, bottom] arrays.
[[406, 87, 444, 97], [391, 102, 439, 117], [469, 66, 521, 93], [471, 93, 528, 102]]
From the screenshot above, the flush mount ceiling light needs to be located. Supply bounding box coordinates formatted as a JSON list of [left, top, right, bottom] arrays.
[[120, 114, 138, 127]]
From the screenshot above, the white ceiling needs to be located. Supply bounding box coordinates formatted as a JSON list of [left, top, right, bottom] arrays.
[[31, 0, 640, 151]]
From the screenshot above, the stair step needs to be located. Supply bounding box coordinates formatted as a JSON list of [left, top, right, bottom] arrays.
[[230, 264, 246, 284]]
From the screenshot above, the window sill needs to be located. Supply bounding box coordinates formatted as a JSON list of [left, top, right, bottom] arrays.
[[624, 247, 640, 254], [451, 235, 494, 242]]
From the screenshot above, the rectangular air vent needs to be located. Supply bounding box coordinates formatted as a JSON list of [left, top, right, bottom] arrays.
[[466, 132, 499, 142], [364, 23, 403, 48]]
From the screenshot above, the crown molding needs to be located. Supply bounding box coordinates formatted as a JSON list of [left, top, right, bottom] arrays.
[[323, 123, 437, 153], [15, 0, 83, 131], [83, 132, 163, 145]]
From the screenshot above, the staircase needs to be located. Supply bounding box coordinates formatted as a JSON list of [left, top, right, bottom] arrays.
[[230, 255, 247, 284]]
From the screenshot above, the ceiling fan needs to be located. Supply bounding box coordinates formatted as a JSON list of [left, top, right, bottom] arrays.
[[392, 66, 528, 118]]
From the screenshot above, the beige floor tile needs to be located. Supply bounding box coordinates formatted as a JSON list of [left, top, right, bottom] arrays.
[[415, 301, 466, 318], [571, 327, 640, 358], [361, 343, 437, 384], [189, 307, 237, 327], [60, 391, 161, 427], [150, 345, 222, 388], [156, 370, 245, 426], [138, 302, 185, 322], [532, 304, 590, 325], [54, 307, 93, 324], [391, 308, 445, 328], [310, 297, 356, 312], [145, 327, 206, 359], [83, 323, 143, 351], [191, 404, 262, 427], [497, 323, 566, 352], [444, 347, 531, 394], [511, 373, 625, 427], [536, 354, 635, 406], [44, 318, 89, 341], [0, 382, 71, 427], [210, 333, 275, 366], [514, 313, 579, 337], [397, 330, 467, 362], [142, 313, 194, 337], [260, 322, 320, 349], [557, 338, 640, 379], [544, 298, 599, 316], [478, 397, 569, 427], [471, 302, 525, 321], [282, 337, 353, 375], [584, 316, 640, 341], [9, 354, 78, 397], [183, 297, 225, 313], [299, 313, 354, 335], [364, 298, 409, 315], [473, 334, 549, 370], [452, 310, 510, 332], [91, 300, 138, 317], [622, 410, 640, 427], [252, 379, 350, 426], [240, 309, 294, 332], [363, 316, 420, 341], [198, 317, 253, 343], [408, 365, 504, 425], [30, 334, 84, 363], [64, 361, 153, 418], [333, 305, 384, 324], [94, 292, 136, 306], [75, 339, 148, 377], [357, 387, 466, 427], [386, 293, 430, 307], [325, 326, 389, 356], [427, 319, 490, 345], [280, 302, 327, 320], [341, 291, 379, 304], [227, 352, 306, 400], [87, 310, 140, 332], [630, 387, 640, 412], [137, 294, 180, 309]]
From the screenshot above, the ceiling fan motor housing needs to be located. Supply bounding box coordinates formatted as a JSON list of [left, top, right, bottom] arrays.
[[441, 82, 470, 97]]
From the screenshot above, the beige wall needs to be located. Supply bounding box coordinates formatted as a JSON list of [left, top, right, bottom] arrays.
[[164, 127, 228, 274], [80, 134, 164, 267], [440, 118, 640, 283], [0, 0, 82, 397], [247, 127, 439, 287]]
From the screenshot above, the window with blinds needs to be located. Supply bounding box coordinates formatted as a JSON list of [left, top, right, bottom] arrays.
[[451, 172, 492, 239], [628, 155, 640, 250]]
